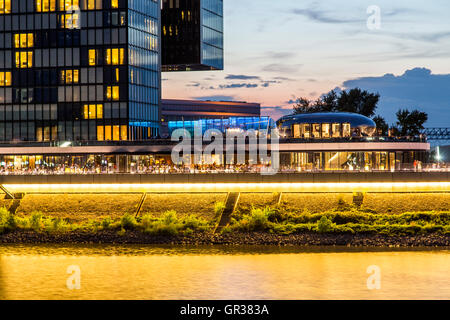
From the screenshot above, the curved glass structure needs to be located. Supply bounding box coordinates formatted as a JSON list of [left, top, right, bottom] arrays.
[[277, 112, 377, 139], [168, 116, 276, 136]]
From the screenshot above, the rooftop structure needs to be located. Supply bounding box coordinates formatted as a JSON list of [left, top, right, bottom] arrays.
[[161, 0, 223, 71], [277, 112, 377, 139]]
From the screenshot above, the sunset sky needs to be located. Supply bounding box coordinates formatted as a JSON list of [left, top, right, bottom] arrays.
[[162, 0, 450, 127]]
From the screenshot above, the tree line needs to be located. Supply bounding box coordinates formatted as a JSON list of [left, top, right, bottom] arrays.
[[291, 88, 428, 136]]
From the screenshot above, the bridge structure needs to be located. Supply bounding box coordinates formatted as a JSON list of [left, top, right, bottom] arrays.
[[422, 128, 450, 141]]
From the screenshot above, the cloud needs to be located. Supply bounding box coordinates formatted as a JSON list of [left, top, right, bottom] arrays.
[[291, 7, 363, 24], [218, 83, 259, 89], [186, 82, 201, 87], [290, 4, 411, 25], [192, 95, 237, 102], [341, 67, 450, 127], [225, 74, 261, 80], [274, 76, 296, 81], [262, 63, 302, 73]]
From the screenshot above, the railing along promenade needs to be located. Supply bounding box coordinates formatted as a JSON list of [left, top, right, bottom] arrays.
[[0, 172, 448, 195]]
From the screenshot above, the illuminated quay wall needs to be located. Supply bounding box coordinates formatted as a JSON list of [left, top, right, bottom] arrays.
[[0, 172, 449, 194]]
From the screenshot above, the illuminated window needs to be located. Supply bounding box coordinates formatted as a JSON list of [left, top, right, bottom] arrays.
[[97, 126, 104, 141], [60, 0, 79, 10], [113, 125, 120, 141], [111, 0, 118, 8], [300, 124, 310, 138], [106, 86, 119, 101], [96, 104, 103, 119], [0, 72, 11, 86], [61, 13, 80, 29], [312, 124, 321, 138], [83, 104, 103, 119], [115, 68, 120, 82], [15, 52, 33, 68], [88, 49, 97, 66], [88, 0, 95, 10], [343, 123, 351, 137], [36, 0, 57, 12], [106, 48, 125, 65], [120, 125, 127, 140], [0, 0, 11, 14], [60, 69, 79, 84], [322, 123, 330, 138], [105, 125, 112, 140], [14, 33, 34, 48], [332, 123, 341, 138]]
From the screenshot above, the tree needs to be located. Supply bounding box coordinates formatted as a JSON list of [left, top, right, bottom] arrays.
[[373, 115, 389, 136], [291, 88, 380, 117], [317, 90, 339, 112], [395, 109, 428, 136], [293, 98, 319, 114], [336, 88, 380, 117]]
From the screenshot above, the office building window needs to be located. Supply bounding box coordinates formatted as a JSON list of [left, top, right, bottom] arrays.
[[15, 34, 34, 49], [121, 125, 127, 140], [0, 0, 11, 14], [106, 48, 125, 65], [106, 86, 119, 101], [97, 125, 104, 141], [60, 69, 79, 84], [83, 104, 103, 119], [15, 52, 33, 68], [87, 0, 96, 10], [61, 13, 80, 29], [0, 72, 11, 86], [60, 0, 79, 10], [36, 0, 57, 12], [88, 49, 97, 66], [114, 68, 120, 82], [111, 0, 118, 9]]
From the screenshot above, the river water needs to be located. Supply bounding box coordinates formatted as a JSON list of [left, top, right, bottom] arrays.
[[0, 245, 448, 300]]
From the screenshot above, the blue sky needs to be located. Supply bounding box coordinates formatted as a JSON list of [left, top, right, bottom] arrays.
[[162, 0, 450, 127]]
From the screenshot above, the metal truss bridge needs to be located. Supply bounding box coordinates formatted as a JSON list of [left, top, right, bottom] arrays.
[[422, 128, 450, 141]]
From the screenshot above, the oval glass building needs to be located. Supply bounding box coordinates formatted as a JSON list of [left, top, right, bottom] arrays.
[[277, 112, 377, 139]]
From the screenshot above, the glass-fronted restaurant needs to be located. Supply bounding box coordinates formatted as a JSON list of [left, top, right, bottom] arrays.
[[0, 150, 428, 174], [0, 111, 431, 174]]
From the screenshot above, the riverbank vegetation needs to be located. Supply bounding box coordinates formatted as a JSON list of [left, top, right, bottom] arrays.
[[1, 192, 449, 240], [225, 207, 450, 236], [0, 207, 212, 236]]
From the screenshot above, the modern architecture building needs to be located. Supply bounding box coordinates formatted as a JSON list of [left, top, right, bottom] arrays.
[[0, 0, 207, 144], [276, 113, 429, 171], [161, 99, 261, 136], [161, 0, 223, 71], [0, 1, 433, 174], [162, 99, 260, 122]]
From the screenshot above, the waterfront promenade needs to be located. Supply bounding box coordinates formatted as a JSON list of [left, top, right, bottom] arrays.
[[0, 172, 448, 194]]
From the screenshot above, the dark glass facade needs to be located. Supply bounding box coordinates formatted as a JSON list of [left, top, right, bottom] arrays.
[[161, 0, 223, 71], [0, 0, 161, 142]]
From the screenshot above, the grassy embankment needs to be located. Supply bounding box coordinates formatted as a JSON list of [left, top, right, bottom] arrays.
[[0, 193, 449, 237]]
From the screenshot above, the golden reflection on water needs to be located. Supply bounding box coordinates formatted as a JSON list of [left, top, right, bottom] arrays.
[[0, 245, 448, 300]]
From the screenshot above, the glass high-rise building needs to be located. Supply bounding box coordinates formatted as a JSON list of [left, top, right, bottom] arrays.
[[0, 0, 161, 142], [161, 0, 223, 71]]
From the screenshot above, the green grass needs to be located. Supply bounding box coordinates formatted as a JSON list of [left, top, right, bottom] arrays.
[[0, 207, 213, 236], [224, 206, 450, 236]]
